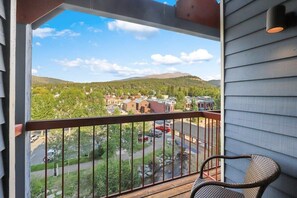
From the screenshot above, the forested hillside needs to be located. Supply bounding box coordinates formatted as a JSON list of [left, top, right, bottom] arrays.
[[31, 75, 220, 120]]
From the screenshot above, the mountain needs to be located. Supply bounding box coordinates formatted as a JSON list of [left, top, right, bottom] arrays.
[[32, 76, 71, 85], [207, 80, 220, 87], [123, 72, 193, 80]]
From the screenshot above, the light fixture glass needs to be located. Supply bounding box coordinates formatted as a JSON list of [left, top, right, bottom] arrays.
[[266, 5, 286, 33]]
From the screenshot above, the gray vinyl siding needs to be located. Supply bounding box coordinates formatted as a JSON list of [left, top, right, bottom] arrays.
[[224, 0, 297, 197], [0, 0, 8, 197]]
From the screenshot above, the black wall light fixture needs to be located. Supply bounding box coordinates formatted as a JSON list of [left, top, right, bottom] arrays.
[[266, 5, 286, 33]]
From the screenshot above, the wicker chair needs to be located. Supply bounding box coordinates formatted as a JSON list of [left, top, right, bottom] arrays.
[[190, 155, 281, 198]]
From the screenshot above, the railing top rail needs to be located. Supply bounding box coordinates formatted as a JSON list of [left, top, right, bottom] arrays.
[[26, 111, 220, 131], [202, 111, 221, 120]]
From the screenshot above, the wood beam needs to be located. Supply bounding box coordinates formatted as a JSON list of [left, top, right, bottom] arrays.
[[62, 0, 219, 40], [176, 0, 220, 29], [17, 0, 63, 24]]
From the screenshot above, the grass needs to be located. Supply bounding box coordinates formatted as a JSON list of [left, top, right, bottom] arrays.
[[31, 156, 90, 172], [31, 141, 150, 172]]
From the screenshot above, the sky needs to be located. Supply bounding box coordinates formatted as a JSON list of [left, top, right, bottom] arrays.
[[32, 0, 220, 83]]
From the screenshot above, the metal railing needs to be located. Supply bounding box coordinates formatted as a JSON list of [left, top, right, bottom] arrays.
[[27, 111, 221, 198]]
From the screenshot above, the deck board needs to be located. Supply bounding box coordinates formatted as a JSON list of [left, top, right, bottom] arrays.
[[120, 169, 220, 198]]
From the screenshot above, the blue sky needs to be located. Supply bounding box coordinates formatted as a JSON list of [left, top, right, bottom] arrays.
[[32, 1, 220, 83]]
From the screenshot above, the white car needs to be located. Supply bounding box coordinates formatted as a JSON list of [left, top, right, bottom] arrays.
[[30, 134, 39, 143], [43, 149, 57, 162]]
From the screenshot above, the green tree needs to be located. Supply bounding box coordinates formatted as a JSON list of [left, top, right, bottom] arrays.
[[31, 92, 56, 120]]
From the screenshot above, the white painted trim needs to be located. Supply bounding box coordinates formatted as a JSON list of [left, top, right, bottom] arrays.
[[220, 0, 225, 182], [9, 0, 17, 197]]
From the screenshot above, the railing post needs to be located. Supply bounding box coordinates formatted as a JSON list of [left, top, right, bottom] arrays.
[[15, 23, 32, 198]]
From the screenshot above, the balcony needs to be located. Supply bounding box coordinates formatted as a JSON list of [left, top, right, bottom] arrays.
[[27, 111, 221, 197]]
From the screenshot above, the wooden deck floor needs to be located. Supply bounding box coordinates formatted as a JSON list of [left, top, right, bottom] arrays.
[[120, 170, 220, 198]]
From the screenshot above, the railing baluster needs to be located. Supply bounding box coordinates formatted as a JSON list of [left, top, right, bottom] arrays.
[[119, 123, 122, 193], [207, 118, 210, 176], [106, 124, 109, 197], [162, 120, 165, 181], [217, 119, 221, 180], [131, 122, 134, 190], [204, 117, 207, 162], [181, 119, 183, 177], [153, 121, 156, 184], [44, 129, 48, 198], [92, 125, 95, 198], [215, 120, 219, 181], [62, 128, 65, 198], [172, 119, 175, 179], [196, 117, 199, 172], [78, 127, 80, 197], [142, 122, 145, 187], [189, 118, 192, 174], [210, 119, 214, 168]]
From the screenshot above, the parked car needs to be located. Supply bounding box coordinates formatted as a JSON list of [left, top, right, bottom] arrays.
[[148, 129, 163, 138], [155, 125, 171, 133], [138, 134, 149, 142], [30, 134, 39, 143], [155, 120, 171, 127], [43, 149, 57, 162]]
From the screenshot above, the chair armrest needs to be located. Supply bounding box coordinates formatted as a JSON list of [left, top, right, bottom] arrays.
[[190, 179, 262, 198], [199, 155, 251, 179]]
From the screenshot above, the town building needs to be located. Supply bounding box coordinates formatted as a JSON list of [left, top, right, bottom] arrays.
[[185, 96, 215, 111], [148, 99, 175, 113]]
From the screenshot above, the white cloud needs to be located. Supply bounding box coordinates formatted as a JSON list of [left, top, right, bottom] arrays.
[[108, 20, 159, 40], [87, 27, 102, 33], [54, 57, 177, 77], [79, 21, 85, 26], [35, 42, 41, 46], [151, 54, 182, 65], [149, 49, 213, 65], [33, 27, 80, 38], [32, 68, 38, 75], [202, 74, 221, 81], [133, 61, 149, 66], [180, 49, 213, 63], [54, 58, 83, 67]]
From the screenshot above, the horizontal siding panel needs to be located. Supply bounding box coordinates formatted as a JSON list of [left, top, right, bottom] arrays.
[[0, 180, 3, 198], [225, 124, 297, 158], [0, 127, 4, 151], [225, 96, 297, 117], [0, 0, 4, 19], [225, 57, 297, 82], [225, 1, 297, 42], [0, 73, 4, 99], [225, 0, 253, 16], [0, 152, 3, 179], [0, 19, 5, 46], [226, 25, 297, 55], [0, 47, 4, 72], [263, 186, 291, 198], [225, 77, 297, 96], [225, 110, 297, 138], [225, 0, 285, 29], [225, 12, 264, 42], [225, 36, 297, 68], [225, 138, 297, 178]]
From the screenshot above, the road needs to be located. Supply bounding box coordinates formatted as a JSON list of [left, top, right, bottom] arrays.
[[31, 135, 169, 177], [31, 121, 217, 176], [31, 137, 46, 165]]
